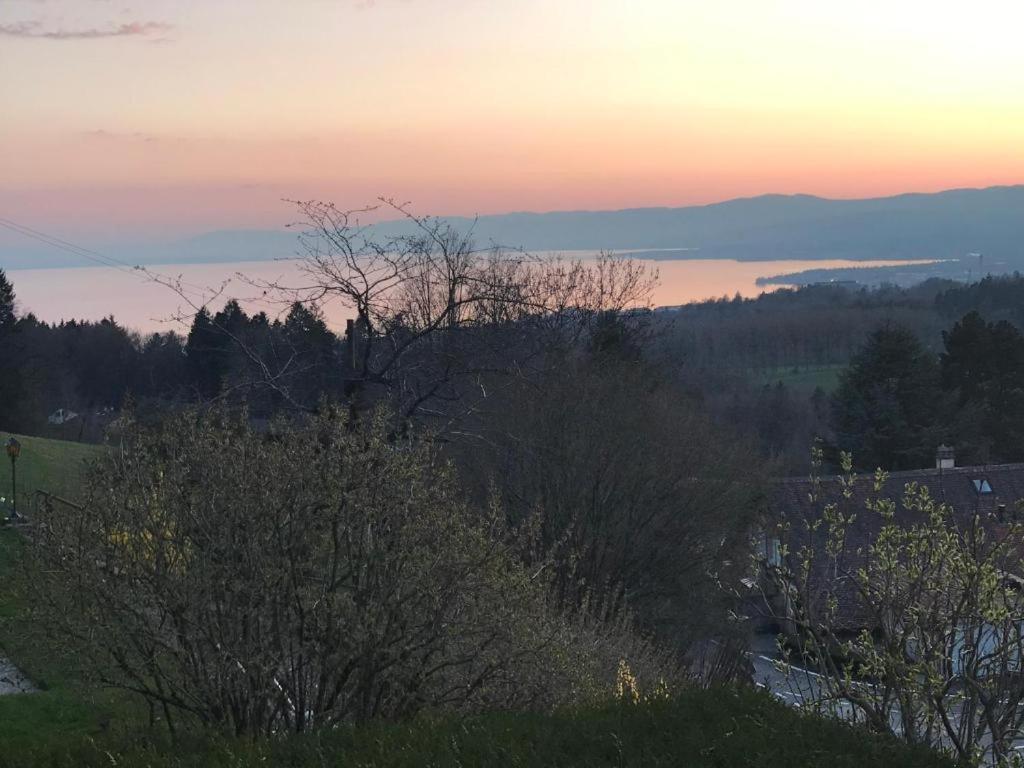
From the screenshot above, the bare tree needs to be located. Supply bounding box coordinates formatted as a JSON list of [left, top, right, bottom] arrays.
[[236, 198, 657, 426]]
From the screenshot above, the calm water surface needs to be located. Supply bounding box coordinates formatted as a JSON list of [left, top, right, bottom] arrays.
[[7, 255, 931, 334]]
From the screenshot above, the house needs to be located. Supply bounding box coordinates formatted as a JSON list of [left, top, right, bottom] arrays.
[[757, 447, 1024, 641], [47, 408, 78, 425]]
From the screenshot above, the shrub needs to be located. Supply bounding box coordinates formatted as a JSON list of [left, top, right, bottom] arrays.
[[23, 408, 678, 737]]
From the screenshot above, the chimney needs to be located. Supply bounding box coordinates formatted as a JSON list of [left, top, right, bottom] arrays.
[[936, 445, 955, 470]]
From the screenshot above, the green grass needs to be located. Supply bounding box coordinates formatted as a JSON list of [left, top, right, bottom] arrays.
[[0, 528, 143, 761], [0, 432, 104, 508], [754, 365, 844, 393], [0, 684, 960, 768], [0, 434, 139, 761]]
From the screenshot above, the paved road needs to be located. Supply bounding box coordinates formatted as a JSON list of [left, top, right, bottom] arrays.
[[0, 656, 33, 695], [748, 634, 1024, 758]]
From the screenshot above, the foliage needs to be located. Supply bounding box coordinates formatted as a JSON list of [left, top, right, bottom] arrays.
[[940, 311, 1024, 463], [768, 449, 1024, 766], [180, 300, 342, 410], [0, 297, 341, 437], [0, 268, 15, 330], [20, 408, 678, 737], [831, 324, 946, 470], [0, 269, 22, 429], [936, 274, 1024, 329], [828, 309, 1024, 470], [649, 282, 949, 473], [0, 527, 147, 761], [1, 261, 1018, 478], [458, 351, 765, 652]]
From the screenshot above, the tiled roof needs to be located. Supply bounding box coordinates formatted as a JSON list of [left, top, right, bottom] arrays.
[[772, 463, 1024, 526], [765, 463, 1024, 631]]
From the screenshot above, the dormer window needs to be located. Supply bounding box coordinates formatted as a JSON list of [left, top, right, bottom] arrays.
[[755, 529, 783, 568], [766, 536, 782, 567]]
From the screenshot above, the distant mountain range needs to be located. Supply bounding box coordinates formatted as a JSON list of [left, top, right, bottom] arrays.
[[3, 185, 1023, 270]]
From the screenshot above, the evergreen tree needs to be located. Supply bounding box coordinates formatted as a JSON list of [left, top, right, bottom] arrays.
[[184, 308, 224, 399], [0, 269, 15, 329], [832, 325, 945, 471], [0, 270, 20, 427], [941, 311, 1024, 462], [941, 311, 992, 403]]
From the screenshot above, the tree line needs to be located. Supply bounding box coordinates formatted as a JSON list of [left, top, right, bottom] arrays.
[[651, 275, 1024, 473], [0, 269, 343, 437], [832, 309, 1024, 470]]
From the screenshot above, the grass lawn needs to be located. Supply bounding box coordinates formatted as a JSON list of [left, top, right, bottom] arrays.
[[0, 527, 143, 762], [0, 677, 961, 767], [754, 365, 844, 393], [0, 436, 133, 762], [0, 432, 104, 508]]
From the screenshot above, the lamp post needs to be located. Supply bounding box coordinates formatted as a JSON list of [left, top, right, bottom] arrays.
[[6, 437, 20, 522]]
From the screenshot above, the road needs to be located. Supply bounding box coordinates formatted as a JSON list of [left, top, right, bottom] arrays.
[[0, 656, 33, 695]]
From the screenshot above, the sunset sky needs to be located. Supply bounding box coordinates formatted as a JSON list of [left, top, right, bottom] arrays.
[[3, 0, 1024, 243]]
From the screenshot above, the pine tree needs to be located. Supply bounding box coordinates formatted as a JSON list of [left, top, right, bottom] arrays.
[[0, 269, 16, 329], [941, 311, 1024, 462], [832, 324, 945, 471], [0, 270, 20, 427], [184, 308, 223, 399]]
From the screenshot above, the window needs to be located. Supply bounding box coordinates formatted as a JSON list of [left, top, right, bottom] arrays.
[[767, 537, 782, 567], [754, 529, 783, 568], [973, 478, 993, 494]]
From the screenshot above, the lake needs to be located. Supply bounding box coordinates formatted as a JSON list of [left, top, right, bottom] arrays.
[[6, 255, 936, 334]]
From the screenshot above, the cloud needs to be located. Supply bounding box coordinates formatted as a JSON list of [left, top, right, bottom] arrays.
[[0, 19, 172, 40], [81, 129, 164, 144]]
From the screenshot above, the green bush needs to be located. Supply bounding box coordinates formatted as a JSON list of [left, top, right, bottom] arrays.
[[19, 408, 678, 737]]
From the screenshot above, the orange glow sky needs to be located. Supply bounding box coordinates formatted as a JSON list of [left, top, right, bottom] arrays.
[[3, 0, 1024, 240]]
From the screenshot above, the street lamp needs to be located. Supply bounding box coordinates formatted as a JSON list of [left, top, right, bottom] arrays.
[[6, 437, 20, 522]]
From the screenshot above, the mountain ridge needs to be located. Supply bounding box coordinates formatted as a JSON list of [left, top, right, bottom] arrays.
[[2, 184, 1022, 269]]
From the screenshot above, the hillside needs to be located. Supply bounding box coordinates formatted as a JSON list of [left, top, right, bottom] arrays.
[[384, 185, 1024, 260], [0, 433, 102, 507]]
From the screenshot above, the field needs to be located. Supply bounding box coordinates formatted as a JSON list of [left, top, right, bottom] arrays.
[[754, 365, 844, 393], [0, 432, 104, 509]]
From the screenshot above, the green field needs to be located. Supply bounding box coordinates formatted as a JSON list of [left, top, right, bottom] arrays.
[[0, 432, 104, 509], [754, 365, 844, 393]]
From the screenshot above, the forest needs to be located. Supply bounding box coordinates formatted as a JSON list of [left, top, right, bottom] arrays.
[[4, 267, 1023, 474]]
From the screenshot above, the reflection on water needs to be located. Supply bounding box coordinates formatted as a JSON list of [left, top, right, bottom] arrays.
[[7, 255, 935, 334]]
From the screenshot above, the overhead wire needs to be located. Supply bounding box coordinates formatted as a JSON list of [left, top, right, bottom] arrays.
[[0, 216, 224, 298], [0, 216, 140, 276]]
